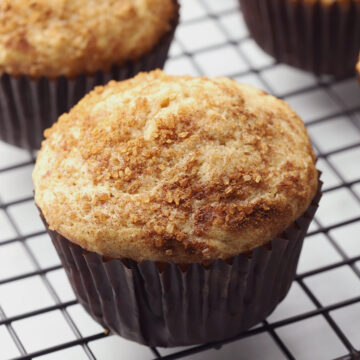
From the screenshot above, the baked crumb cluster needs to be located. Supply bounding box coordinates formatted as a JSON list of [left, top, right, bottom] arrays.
[[0, 0, 176, 78], [33, 70, 318, 263]]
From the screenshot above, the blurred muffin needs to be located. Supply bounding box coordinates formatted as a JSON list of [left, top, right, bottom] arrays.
[[0, 0, 178, 149], [33, 70, 321, 346], [240, 0, 360, 77]]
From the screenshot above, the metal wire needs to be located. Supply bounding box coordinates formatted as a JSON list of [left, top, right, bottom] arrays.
[[0, 1, 359, 359]]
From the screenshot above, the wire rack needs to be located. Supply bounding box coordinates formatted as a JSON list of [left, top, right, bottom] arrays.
[[1, 0, 360, 359]]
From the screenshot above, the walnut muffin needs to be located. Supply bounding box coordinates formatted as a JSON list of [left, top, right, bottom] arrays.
[[0, 0, 179, 149], [33, 70, 321, 346], [240, 0, 360, 77]]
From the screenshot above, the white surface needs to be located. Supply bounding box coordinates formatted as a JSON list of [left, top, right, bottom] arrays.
[[0, 142, 30, 169], [159, 333, 286, 359], [218, 12, 248, 41], [66, 305, 103, 337], [0, 165, 33, 203], [276, 316, 347, 360], [12, 311, 75, 353], [37, 346, 88, 360], [316, 188, 360, 227], [0, 210, 16, 242], [194, 45, 248, 76], [308, 116, 360, 153], [316, 158, 342, 191], [177, 18, 227, 52], [205, 0, 238, 13], [331, 303, 360, 350], [331, 79, 360, 109], [0, 276, 54, 317], [89, 336, 153, 360], [240, 39, 274, 69], [285, 89, 341, 123], [7, 200, 44, 235], [0, 0, 359, 359], [234, 72, 269, 92], [261, 65, 316, 96], [330, 147, 360, 182], [0, 325, 20, 360], [297, 233, 342, 274], [331, 221, 360, 258], [26, 234, 61, 269], [354, 183, 360, 198], [304, 267, 360, 306], [179, 0, 206, 22], [45, 268, 76, 302], [268, 283, 316, 323], [165, 55, 198, 76], [0, 242, 35, 281]]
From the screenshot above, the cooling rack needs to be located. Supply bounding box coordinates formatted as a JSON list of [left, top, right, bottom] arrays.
[[1, 0, 360, 359]]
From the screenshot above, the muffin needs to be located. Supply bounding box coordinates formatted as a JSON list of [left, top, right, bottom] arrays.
[[33, 70, 321, 346], [240, 0, 360, 77], [0, 0, 178, 149]]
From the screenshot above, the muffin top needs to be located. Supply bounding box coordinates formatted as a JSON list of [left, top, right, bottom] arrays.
[[0, 0, 177, 78], [33, 70, 318, 263]]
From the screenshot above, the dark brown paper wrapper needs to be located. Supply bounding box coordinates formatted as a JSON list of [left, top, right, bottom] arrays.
[[240, 0, 360, 77], [0, 3, 179, 150], [41, 182, 321, 347]]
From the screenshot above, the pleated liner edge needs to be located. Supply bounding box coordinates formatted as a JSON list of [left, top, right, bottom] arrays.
[[0, 0, 179, 150], [43, 182, 322, 347], [239, 0, 360, 77]]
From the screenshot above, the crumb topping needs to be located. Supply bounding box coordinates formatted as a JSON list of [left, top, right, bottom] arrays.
[[0, 0, 177, 78], [33, 70, 318, 263]]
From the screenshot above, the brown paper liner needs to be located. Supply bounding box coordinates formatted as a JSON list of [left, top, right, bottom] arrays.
[[240, 0, 360, 77], [40, 180, 321, 347], [0, 2, 179, 150]]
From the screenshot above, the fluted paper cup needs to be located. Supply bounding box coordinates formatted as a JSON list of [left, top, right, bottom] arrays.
[[41, 179, 322, 347], [240, 0, 360, 77]]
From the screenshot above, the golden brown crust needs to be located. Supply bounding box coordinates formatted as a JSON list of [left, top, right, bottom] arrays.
[[33, 70, 318, 263], [0, 0, 177, 78]]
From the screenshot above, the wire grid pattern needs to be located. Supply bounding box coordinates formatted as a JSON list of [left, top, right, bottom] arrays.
[[0, 0, 360, 359]]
